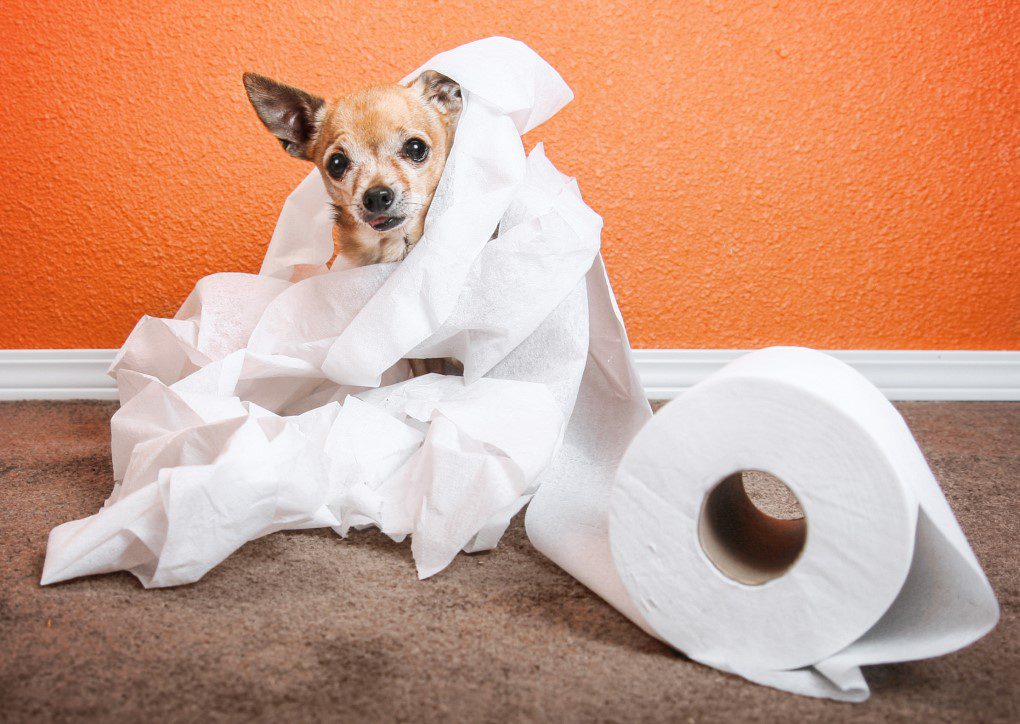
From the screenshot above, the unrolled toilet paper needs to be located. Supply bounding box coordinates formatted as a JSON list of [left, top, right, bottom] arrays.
[[40, 37, 998, 702], [41, 37, 588, 589]]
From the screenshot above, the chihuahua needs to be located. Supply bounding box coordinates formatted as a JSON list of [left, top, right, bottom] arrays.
[[243, 70, 462, 270], [244, 70, 463, 376]]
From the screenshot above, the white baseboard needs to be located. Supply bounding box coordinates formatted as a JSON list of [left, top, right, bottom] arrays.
[[0, 349, 120, 401], [635, 349, 1020, 401], [1, 349, 1017, 401]]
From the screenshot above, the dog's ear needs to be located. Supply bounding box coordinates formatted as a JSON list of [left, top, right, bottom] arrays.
[[413, 70, 462, 117], [243, 72, 325, 160]]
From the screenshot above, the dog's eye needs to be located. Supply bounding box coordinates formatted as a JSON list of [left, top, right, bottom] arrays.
[[326, 153, 349, 179], [403, 138, 429, 163]]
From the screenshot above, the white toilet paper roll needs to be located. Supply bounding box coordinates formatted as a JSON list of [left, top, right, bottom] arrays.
[[608, 347, 999, 680]]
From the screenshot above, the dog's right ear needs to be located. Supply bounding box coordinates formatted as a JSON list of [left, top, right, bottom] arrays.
[[243, 73, 325, 160]]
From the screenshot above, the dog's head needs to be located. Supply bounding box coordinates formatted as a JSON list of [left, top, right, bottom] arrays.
[[244, 71, 462, 266]]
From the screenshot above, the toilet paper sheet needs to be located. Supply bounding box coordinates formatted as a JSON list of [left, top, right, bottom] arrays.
[[40, 37, 997, 702]]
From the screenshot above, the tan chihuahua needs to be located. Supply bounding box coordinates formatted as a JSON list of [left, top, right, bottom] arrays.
[[243, 70, 462, 269], [244, 70, 463, 376]]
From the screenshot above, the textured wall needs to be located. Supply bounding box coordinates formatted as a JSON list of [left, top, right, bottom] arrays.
[[1, 1, 1017, 349]]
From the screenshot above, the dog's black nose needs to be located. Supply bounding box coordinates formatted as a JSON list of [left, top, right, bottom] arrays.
[[363, 186, 395, 213]]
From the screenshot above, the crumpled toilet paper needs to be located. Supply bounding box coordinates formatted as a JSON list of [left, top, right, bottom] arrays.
[[41, 37, 997, 702], [42, 37, 589, 587]]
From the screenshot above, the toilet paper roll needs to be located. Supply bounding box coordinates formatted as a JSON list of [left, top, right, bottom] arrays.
[[607, 347, 999, 684]]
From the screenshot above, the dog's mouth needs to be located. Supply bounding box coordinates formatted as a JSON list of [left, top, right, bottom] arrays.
[[367, 215, 406, 232]]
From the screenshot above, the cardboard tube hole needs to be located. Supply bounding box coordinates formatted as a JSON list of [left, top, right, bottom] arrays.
[[698, 471, 807, 586]]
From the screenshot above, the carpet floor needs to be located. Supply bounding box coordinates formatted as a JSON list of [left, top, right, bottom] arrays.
[[0, 400, 1017, 722]]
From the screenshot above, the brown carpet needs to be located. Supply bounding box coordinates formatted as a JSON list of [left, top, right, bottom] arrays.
[[1, 400, 1017, 722]]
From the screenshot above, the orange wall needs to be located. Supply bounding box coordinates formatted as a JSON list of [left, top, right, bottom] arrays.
[[1, 1, 1017, 350]]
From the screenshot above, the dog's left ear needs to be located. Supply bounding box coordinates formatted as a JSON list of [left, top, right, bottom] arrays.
[[413, 70, 463, 117], [243, 72, 325, 160]]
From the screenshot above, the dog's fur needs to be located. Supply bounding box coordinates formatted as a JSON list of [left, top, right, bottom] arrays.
[[243, 70, 462, 269]]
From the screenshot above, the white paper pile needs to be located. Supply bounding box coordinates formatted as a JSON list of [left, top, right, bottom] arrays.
[[41, 37, 997, 702]]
